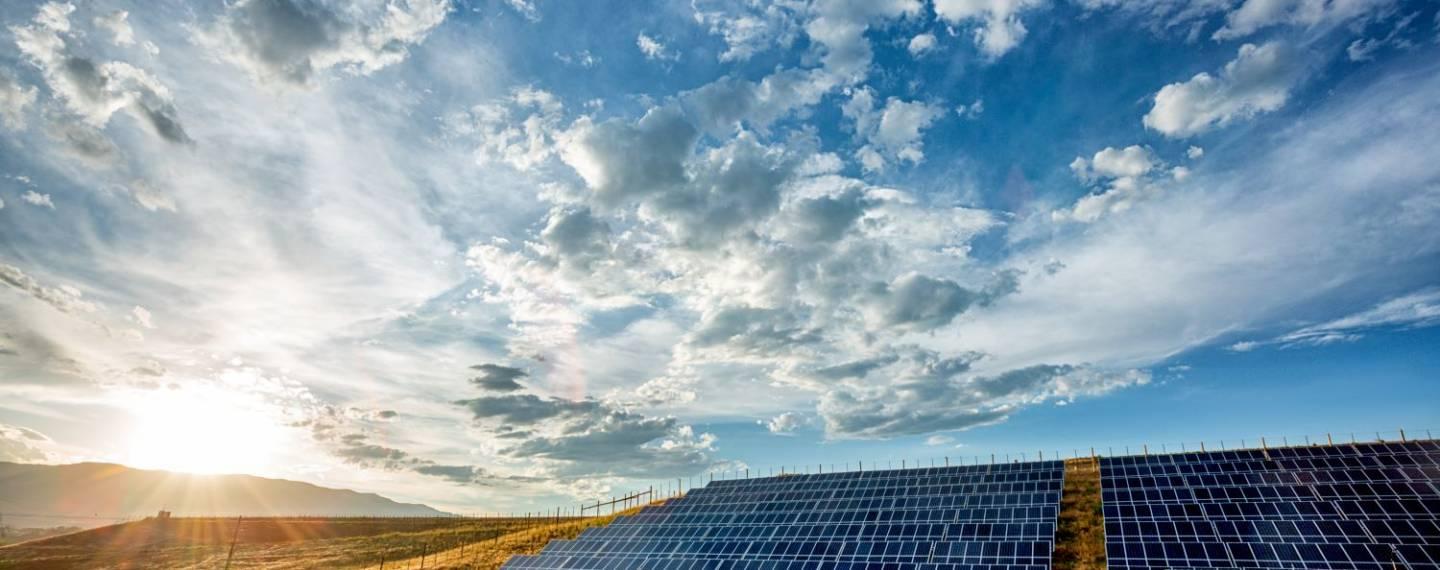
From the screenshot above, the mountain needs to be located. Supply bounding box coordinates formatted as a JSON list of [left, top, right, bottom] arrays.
[[0, 461, 449, 528]]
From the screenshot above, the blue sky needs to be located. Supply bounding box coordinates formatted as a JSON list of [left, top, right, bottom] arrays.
[[0, 0, 1438, 515]]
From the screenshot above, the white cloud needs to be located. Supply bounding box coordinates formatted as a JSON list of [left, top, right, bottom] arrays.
[[1346, 11, 1421, 62], [506, 0, 540, 22], [637, 33, 679, 61], [93, 10, 134, 46], [763, 411, 806, 434], [0, 70, 38, 131], [1214, 0, 1397, 39], [197, 0, 451, 85], [843, 88, 944, 171], [807, 0, 923, 81], [955, 99, 984, 119], [933, 0, 1044, 57], [560, 105, 699, 207], [0, 423, 52, 462], [820, 363, 1151, 438], [11, 2, 190, 144], [1144, 41, 1306, 138], [925, 434, 955, 446], [1187, 145, 1204, 159], [21, 190, 54, 209], [0, 262, 98, 315], [1234, 289, 1440, 350], [1086, 145, 1157, 179], [1059, 145, 1165, 222], [131, 305, 154, 329], [553, 49, 599, 67], [908, 32, 938, 56], [691, 0, 804, 62], [679, 0, 920, 134], [965, 67, 1440, 380], [451, 86, 567, 171]]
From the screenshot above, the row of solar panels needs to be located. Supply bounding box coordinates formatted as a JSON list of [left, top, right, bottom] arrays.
[[1102, 440, 1439, 570], [505, 440, 1437, 570]]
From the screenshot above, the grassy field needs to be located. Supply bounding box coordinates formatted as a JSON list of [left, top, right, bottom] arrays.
[[0, 512, 627, 570], [1052, 457, 1106, 570]]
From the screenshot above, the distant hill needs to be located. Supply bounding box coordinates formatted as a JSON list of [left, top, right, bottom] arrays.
[[0, 462, 449, 528]]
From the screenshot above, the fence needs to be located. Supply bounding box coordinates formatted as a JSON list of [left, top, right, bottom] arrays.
[[694, 427, 1437, 484]]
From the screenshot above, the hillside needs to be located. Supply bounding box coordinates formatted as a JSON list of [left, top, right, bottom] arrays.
[[0, 462, 447, 528]]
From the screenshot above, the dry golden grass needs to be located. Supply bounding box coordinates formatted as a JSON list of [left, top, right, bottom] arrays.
[[375, 505, 648, 570], [1052, 457, 1106, 570], [0, 515, 597, 569]]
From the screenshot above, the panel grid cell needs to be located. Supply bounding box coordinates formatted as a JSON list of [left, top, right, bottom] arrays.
[[503, 461, 1065, 570]]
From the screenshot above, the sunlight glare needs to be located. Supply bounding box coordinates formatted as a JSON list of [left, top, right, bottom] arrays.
[[124, 386, 285, 475]]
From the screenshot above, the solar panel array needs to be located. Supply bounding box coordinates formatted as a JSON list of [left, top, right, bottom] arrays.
[[1101, 440, 1440, 569], [506, 461, 1064, 570]]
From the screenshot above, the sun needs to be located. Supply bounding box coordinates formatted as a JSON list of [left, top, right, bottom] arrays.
[[124, 386, 285, 475]]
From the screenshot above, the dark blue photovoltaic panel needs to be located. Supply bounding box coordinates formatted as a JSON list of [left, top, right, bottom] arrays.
[[503, 461, 1065, 570], [1100, 439, 1440, 570]]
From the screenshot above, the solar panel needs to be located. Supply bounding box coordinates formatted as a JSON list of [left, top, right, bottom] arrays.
[[1100, 439, 1440, 569], [504, 461, 1065, 570]]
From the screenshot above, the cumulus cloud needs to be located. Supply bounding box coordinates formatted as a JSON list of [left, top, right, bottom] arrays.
[[540, 206, 613, 272], [561, 106, 699, 207], [506, 0, 540, 22], [1059, 145, 1168, 223], [1144, 41, 1307, 138], [933, 0, 1044, 57], [129, 306, 153, 329], [197, 0, 451, 85], [456, 391, 717, 478], [688, 306, 822, 358], [11, 2, 191, 144], [691, 0, 804, 61], [93, 10, 134, 46], [637, 33, 679, 61], [454, 86, 566, 170], [866, 271, 1015, 331], [908, 32, 937, 56], [820, 364, 1150, 438], [469, 363, 527, 391], [0, 423, 51, 462], [1214, 0, 1397, 40], [333, 434, 535, 486], [763, 411, 806, 434], [807, 0, 922, 81], [680, 0, 919, 133], [0, 71, 38, 130], [21, 191, 55, 209], [0, 262, 98, 315], [842, 88, 944, 171]]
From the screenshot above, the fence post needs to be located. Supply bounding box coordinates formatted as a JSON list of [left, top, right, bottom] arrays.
[[1400, 428, 1406, 443], [223, 516, 242, 570]]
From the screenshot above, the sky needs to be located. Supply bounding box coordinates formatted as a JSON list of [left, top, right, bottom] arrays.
[[1, 0, 1438, 516]]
